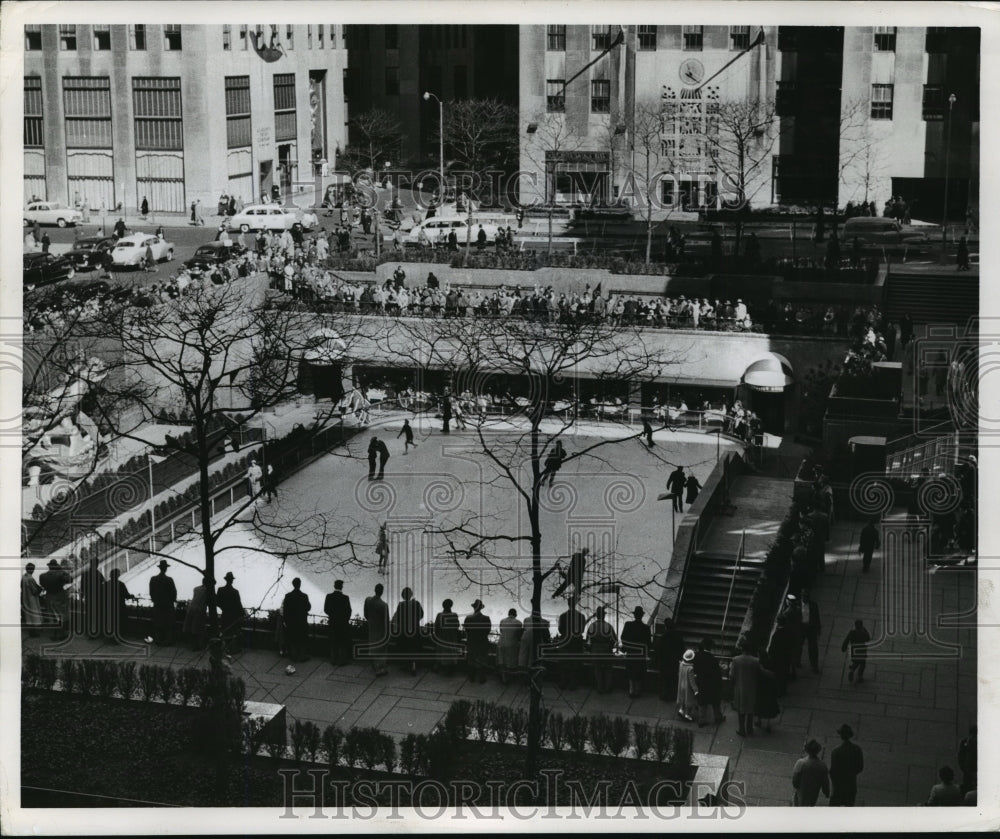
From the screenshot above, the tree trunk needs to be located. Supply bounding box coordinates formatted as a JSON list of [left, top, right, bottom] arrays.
[[526, 417, 543, 784], [645, 157, 653, 264], [195, 427, 219, 634]]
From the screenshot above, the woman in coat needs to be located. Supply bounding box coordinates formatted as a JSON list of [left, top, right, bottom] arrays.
[[620, 606, 651, 698], [676, 649, 699, 721], [754, 649, 781, 731], [182, 577, 212, 651], [391, 587, 424, 675], [432, 599, 460, 674], [497, 609, 523, 683], [685, 474, 702, 505]]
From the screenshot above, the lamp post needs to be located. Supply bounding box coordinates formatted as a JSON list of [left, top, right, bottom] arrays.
[[942, 93, 957, 256], [423, 91, 445, 205]]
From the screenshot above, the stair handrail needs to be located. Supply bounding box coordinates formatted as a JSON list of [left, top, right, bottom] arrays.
[[719, 529, 746, 647]]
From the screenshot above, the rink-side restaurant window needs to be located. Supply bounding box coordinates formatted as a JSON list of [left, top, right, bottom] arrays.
[[547, 25, 566, 51], [25, 77, 43, 148], [163, 24, 182, 51], [25, 24, 42, 50], [870, 83, 894, 119], [129, 24, 146, 51], [59, 24, 77, 51], [873, 26, 896, 52], [638, 25, 657, 51]]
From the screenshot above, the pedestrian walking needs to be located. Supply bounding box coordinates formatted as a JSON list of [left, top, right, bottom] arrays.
[[262, 463, 278, 503], [693, 637, 726, 726], [621, 606, 651, 698], [925, 765, 963, 806], [792, 739, 830, 806], [797, 590, 822, 673], [144, 242, 157, 273], [375, 524, 389, 575], [182, 576, 212, 651], [21, 563, 43, 637], [956, 236, 971, 271], [148, 560, 177, 645], [685, 473, 702, 505], [498, 609, 523, 683], [217, 572, 245, 652], [376, 438, 390, 480], [642, 417, 655, 447], [363, 583, 389, 676], [140, 196, 149, 217], [391, 588, 424, 675], [667, 466, 686, 513], [324, 579, 353, 665], [432, 599, 461, 674], [441, 394, 452, 434], [104, 568, 137, 643], [676, 649, 699, 722], [282, 577, 312, 662], [464, 599, 492, 682], [587, 606, 618, 693], [367, 437, 379, 481], [730, 639, 767, 736], [858, 518, 880, 573], [653, 616, 684, 700], [247, 457, 263, 497], [753, 649, 781, 731], [41, 232, 51, 254], [397, 419, 418, 454], [841, 618, 871, 683], [829, 724, 864, 806]]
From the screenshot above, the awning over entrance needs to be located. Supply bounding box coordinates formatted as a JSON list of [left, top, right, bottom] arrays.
[[302, 328, 347, 364], [742, 354, 794, 392]]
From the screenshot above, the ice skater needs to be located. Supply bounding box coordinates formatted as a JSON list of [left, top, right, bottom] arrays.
[[642, 416, 655, 448], [376, 524, 389, 575], [367, 437, 379, 481], [543, 440, 566, 487], [397, 419, 418, 454], [376, 438, 390, 480]]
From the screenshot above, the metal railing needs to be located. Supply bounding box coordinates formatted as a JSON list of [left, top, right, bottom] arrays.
[[719, 529, 746, 648]]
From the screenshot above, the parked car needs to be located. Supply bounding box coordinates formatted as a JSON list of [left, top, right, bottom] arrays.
[[403, 216, 512, 247], [109, 233, 175, 268], [182, 241, 247, 273], [227, 203, 316, 233], [842, 217, 930, 248], [23, 252, 75, 287], [24, 201, 84, 228], [66, 236, 117, 271]]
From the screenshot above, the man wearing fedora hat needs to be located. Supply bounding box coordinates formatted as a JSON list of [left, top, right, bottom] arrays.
[[621, 606, 652, 698], [149, 560, 177, 646], [830, 724, 864, 806], [39, 558, 71, 639], [464, 599, 492, 683], [21, 562, 43, 638], [217, 572, 245, 653]]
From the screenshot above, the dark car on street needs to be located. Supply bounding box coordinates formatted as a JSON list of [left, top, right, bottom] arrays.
[[23, 252, 75, 288], [182, 241, 247, 273], [65, 236, 116, 271]]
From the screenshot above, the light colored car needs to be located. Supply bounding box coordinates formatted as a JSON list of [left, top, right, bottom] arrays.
[[842, 217, 929, 247], [228, 203, 316, 233], [404, 216, 511, 247], [24, 201, 84, 228], [110, 233, 175, 267]]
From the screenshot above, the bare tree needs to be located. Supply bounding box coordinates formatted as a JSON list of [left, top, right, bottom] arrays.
[[344, 109, 404, 172], [626, 101, 676, 264], [388, 312, 683, 780], [838, 97, 887, 208], [433, 98, 518, 192], [522, 112, 585, 252]]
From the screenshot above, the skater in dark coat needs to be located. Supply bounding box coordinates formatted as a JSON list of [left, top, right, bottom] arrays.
[[376, 439, 390, 480], [367, 437, 379, 480], [397, 419, 418, 454]]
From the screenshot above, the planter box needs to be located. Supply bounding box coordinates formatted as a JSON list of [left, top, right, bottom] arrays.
[[826, 383, 898, 418]]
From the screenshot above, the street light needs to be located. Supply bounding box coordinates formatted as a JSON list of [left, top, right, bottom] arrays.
[[423, 91, 445, 205], [942, 93, 957, 256]]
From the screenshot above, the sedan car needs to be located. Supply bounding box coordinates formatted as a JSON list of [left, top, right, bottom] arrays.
[[24, 201, 84, 228], [109, 233, 175, 268], [842, 217, 929, 247], [66, 236, 117, 271], [182, 241, 247, 273], [227, 203, 316, 233], [23, 252, 76, 288]]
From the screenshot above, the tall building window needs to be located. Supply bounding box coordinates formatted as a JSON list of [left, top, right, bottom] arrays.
[[225, 76, 252, 148], [25, 24, 42, 50], [637, 25, 657, 51], [925, 27, 947, 53], [546, 25, 566, 51], [222, 25, 232, 50], [128, 24, 146, 50], [683, 26, 703, 50], [591, 79, 610, 113], [93, 25, 111, 50], [730, 26, 750, 50], [453, 65, 468, 100], [330, 26, 336, 47], [317, 24, 324, 48], [385, 67, 400, 96], [874, 26, 896, 51], [922, 84, 944, 121], [63, 77, 113, 148], [133, 77, 183, 149], [870, 83, 894, 119], [286, 25, 295, 49], [307, 25, 313, 48], [24, 77, 44, 148], [59, 25, 77, 51], [163, 25, 182, 51], [385, 25, 398, 50], [592, 26, 611, 50], [546, 79, 566, 112], [273, 73, 297, 141], [240, 25, 248, 50]]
